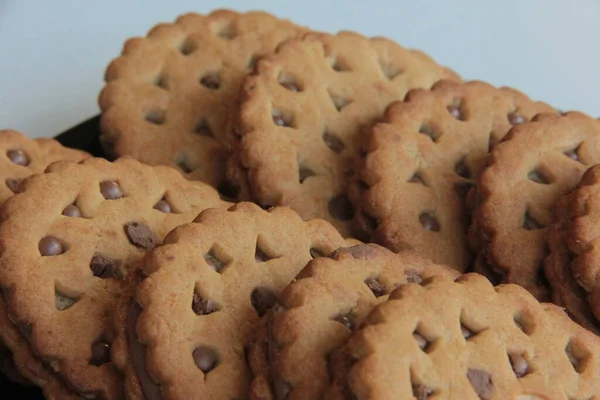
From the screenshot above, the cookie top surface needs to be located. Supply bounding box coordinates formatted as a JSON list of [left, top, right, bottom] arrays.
[[0, 157, 226, 399], [99, 9, 305, 189], [350, 80, 553, 271], [0, 129, 89, 203], [235, 30, 460, 236], [249, 243, 458, 399], [328, 273, 600, 400], [125, 202, 350, 400], [473, 112, 600, 300]]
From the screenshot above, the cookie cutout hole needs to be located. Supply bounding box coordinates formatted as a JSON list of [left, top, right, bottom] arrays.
[[329, 57, 351, 72], [214, 24, 236, 40], [364, 276, 386, 297], [418, 124, 441, 142], [192, 291, 220, 315], [298, 163, 316, 184], [193, 346, 219, 374], [100, 180, 123, 200], [255, 237, 279, 263], [89, 340, 111, 366], [328, 194, 354, 221], [154, 74, 168, 90], [359, 211, 378, 234], [328, 91, 353, 112], [409, 172, 427, 186], [145, 110, 166, 125], [90, 254, 123, 279], [467, 369, 493, 400], [508, 112, 527, 125], [527, 168, 551, 185], [460, 311, 485, 340], [194, 119, 213, 137], [39, 236, 65, 256], [508, 353, 529, 378], [447, 101, 465, 121], [405, 271, 423, 284], [310, 248, 327, 258], [251, 287, 277, 317], [380, 62, 402, 80], [278, 72, 302, 92], [153, 197, 172, 213], [247, 55, 258, 70], [413, 329, 433, 353], [179, 39, 195, 55], [7, 149, 30, 166], [174, 154, 194, 174], [564, 145, 581, 162], [332, 311, 356, 331], [522, 211, 544, 230], [216, 181, 238, 202], [62, 204, 82, 218], [200, 73, 221, 90], [412, 384, 434, 400], [513, 312, 535, 336], [454, 158, 471, 179], [322, 131, 345, 154], [5, 178, 22, 194], [204, 248, 227, 273], [272, 109, 294, 128], [55, 290, 78, 311], [454, 181, 473, 200], [419, 212, 441, 232], [566, 339, 589, 374]]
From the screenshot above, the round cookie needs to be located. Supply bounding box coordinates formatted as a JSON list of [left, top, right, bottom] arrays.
[[120, 202, 352, 400], [328, 273, 600, 400], [248, 243, 458, 399], [349, 80, 554, 271], [0, 157, 226, 399], [545, 165, 600, 333], [99, 10, 305, 193], [471, 112, 600, 301], [233, 30, 460, 236]]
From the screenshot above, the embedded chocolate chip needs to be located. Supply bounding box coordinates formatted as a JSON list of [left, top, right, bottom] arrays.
[[322, 132, 345, 154], [467, 369, 493, 400], [508, 113, 526, 125], [55, 291, 77, 311], [461, 325, 474, 339], [454, 158, 470, 179], [280, 81, 300, 92], [39, 237, 64, 256], [419, 212, 441, 232], [100, 181, 123, 200], [200, 74, 221, 90], [330, 244, 376, 260], [405, 271, 423, 284], [5, 178, 22, 193], [413, 333, 428, 351], [89, 341, 111, 366], [564, 146, 580, 161], [251, 287, 278, 317], [124, 222, 156, 250], [527, 169, 550, 184], [204, 250, 224, 272], [328, 194, 354, 221], [62, 204, 82, 217], [333, 312, 355, 331], [509, 353, 529, 378], [299, 166, 316, 183], [364, 276, 386, 297], [418, 124, 439, 142], [192, 347, 218, 373], [194, 120, 213, 137], [192, 292, 220, 315], [413, 384, 433, 400], [310, 248, 326, 258], [447, 104, 463, 120], [409, 173, 426, 185], [7, 149, 30, 166], [90, 254, 123, 279], [523, 212, 544, 230], [145, 110, 165, 125], [153, 199, 172, 213]]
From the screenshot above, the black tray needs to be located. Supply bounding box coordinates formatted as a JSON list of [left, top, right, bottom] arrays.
[[0, 114, 103, 398]]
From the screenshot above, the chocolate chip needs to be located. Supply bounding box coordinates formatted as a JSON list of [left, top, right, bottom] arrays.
[[523, 212, 543, 230], [204, 250, 224, 272], [328, 194, 354, 221], [413, 333, 428, 350], [100, 181, 123, 200], [280, 81, 300, 92], [509, 354, 529, 378], [461, 324, 474, 339], [333, 313, 355, 331], [5, 178, 22, 193], [564, 147, 580, 161], [413, 384, 433, 400], [90, 254, 123, 279], [251, 287, 278, 317], [192, 292, 220, 315], [192, 347, 218, 373], [153, 199, 172, 213], [200, 74, 221, 90], [330, 244, 376, 260], [310, 248, 326, 258], [89, 341, 111, 366], [62, 204, 82, 217], [322, 132, 345, 154], [7, 149, 30, 166], [447, 104, 463, 120], [419, 212, 441, 232], [124, 222, 156, 249], [405, 271, 423, 284], [55, 291, 77, 311], [467, 369, 493, 400], [299, 166, 316, 183], [39, 236, 64, 256], [508, 113, 526, 125], [409, 173, 426, 185], [365, 277, 386, 297], [454, 158, 470, 178]]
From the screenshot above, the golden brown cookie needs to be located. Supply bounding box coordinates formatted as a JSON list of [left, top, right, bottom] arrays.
[[233, 30, 460, 236], [248, 243, 458, 399], [545, 165, 600, 333], [0, 157, 226, 399], [471, 112, 600, 301], [119, 202, 352, 400], [350, 80, 553, 271], [328, 273, 600, 400], [99, 10, 305, 194]]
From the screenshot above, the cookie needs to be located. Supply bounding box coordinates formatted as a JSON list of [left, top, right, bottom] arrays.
[[118, 202, 352, 400], [248, 243, 458, 399], [99, 10, 305, 193], [233, 30, 460, 236], [328, 273, 600, 399], [0, 157, 226, 399], [471, 112, 600, 300], [349, 80, 554, 271], [545, 165, 600, 333]]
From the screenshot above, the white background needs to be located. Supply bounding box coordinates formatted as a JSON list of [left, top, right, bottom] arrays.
[[0, 0, 598, 138]]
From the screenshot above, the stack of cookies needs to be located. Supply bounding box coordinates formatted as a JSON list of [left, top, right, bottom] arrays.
[[1, 8, 600, 400]]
